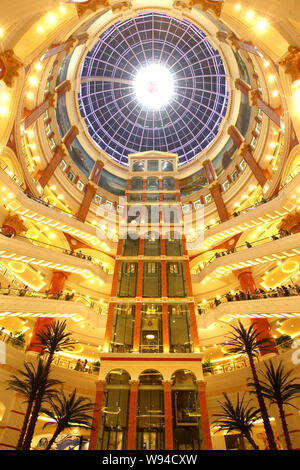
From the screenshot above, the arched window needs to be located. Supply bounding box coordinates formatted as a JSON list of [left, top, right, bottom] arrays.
[[162, 161, 173, 172], [146, 177, 159, 191], [133, 161, 144, 172], [130, 177, 143, 191], [163, 177, 176, 191]]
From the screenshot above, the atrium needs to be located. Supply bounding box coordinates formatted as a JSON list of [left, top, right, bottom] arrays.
[[0, 0, 300, 451]]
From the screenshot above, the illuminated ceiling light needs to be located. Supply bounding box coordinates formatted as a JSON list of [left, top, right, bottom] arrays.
[[268, 75, 276, 83], [26, 92, 34, 99], [34, 62, 42, 71], [264, 60, 270, 67], [0, 27, 4, 38], [235, 3, 241, 11], [29, 76, 38, 86], [134, 64, 174, 109], [48, 14, 56, 24], [256, 19, 268, 32], [246, 10, 255, 21], [0, 106, 8, 115], [272, 90, 279, 97], [37, 25, 43, 33], [59, 5, 66, 14], [1, 93, 9, 102]]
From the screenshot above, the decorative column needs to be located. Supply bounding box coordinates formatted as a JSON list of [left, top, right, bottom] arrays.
[[127, 380, 139, 450], [103, 257, 120, 352], [37, 144, 67, 188], [228, 34, 260, 56], [62, 125, 79, 148], [1, 214, 27, 237], [240, 144, 268, 188], [24, 92, 57, 129], [49, 271, 68, 294], [202, 159, 229, 221], [77, 160, 104, 222], [0, 49, 23, 88], [162, 302, 170, 353], [236, 269, 277, 356], [210, 183, 229, 222], [250, 90, 282, 127], [88, 380, 106, 450], [228, 125, 244, 148], [55, 80, 72, 100], [26, 271, 68, 354], [41, 33, 89, 61], [162, 380, 173, 450], [133, 303, 142, 352], [196, 380, 213, 450], [202, 159, 216, 184], [235, 78, 252, 98]]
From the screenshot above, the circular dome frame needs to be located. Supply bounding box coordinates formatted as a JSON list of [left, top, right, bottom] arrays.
[[78, 11, 229, 167]]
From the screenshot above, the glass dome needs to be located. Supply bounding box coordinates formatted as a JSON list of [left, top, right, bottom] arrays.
[[78, 12, 229, 166]]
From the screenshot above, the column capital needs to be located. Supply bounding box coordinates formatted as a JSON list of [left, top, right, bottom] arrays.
[[173, 0, 192, 12], [111, 1, 132, 14], [227, 125, 244, 148], [129, 380, 139, 391], [55, 143, 68, 158], [162, 380, 173, 392], [65, 37, 78, 54], [45, 91, 57, 109], [216, 30, 228, 42], [278, 45, 300, 82], [95, 379, 106, 392], [196, 380, 207, 392], [76, 32, 90, 45], [76, 0, 109, 17], [250, 89, 263, 107], [0, 49, 23, 88], [189, 0, 224, 17], [210, 181, 222, 192], [239, 143, 253, 158]]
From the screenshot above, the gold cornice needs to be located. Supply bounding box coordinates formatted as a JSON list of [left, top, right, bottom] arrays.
[[0, 49, 23, 88], [76, 0, 109, 17], [188, 0, 224, 17], [278, 46, 300, 83]]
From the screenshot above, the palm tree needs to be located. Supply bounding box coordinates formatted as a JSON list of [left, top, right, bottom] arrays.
[[225, 321, 278, 450], [41, 389, 94, 450], [248, 360, 300, 450], [212, 393, 261, 450], [6, 360, 61, 450], [22, 320, 75, 450]]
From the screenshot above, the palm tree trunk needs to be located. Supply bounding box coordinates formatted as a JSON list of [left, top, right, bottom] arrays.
[[22, 352, 55, 450], [248, 355, 277, 450], [278, 403, 293, 450], [45, 425, 63, 450], [16, 399, 33, 450], [244, 430, 259, 450]]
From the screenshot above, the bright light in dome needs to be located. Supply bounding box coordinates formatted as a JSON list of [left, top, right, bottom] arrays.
[[134, 64, 174, 109]]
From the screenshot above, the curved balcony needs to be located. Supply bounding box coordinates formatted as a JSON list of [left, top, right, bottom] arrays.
[[191, 231, 300, 285], [0, 234, 112, 290], [0, 161, 117, 258], [0, 291, 107, 330], [197, 296, 300, 329]]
